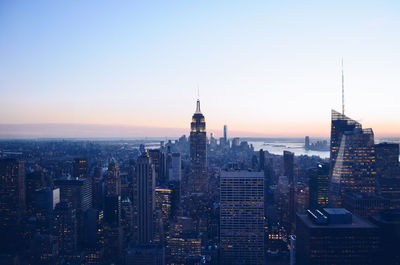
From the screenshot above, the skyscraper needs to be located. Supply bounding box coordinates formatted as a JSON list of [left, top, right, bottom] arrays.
[[149, 149, 167, 186], [134, 152, 156, 243], [189, 99, 207, 194], [329, 110, 361, 175], [169, 153, 181, 182], [220, 170, 265, 265], [0, 158, 25, 254], [223, 124, 227, 142], [106, 158, 121, 197], [283, 151, 295, 183], [329, 122, 376, 207], [308, 163, 329, 209], [73, 157, 89, 179], [53, 201, 78, 259]]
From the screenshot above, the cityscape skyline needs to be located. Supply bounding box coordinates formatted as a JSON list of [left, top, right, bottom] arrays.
[[1, 1, 400, 138]]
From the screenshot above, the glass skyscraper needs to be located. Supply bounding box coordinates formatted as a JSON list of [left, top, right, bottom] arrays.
[[329, 110, 376, 207]]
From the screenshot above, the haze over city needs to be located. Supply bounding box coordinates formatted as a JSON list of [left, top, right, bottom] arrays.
[[1, 1, 400, 137]]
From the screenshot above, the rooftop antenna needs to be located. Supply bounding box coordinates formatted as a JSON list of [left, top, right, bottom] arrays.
[[341, 58, 345, 115], [195, 84, 201, 113]]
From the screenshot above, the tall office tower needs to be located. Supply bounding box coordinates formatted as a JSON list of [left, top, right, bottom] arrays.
[[283, 151, 295, 183], [329, 125, 376, 207], [149, 149, 167, 186], [35, 187, 60, 233], [73, 157, 89, 179], [121, 198, 134, 245], [308, 163, 329, 209], [259, 149, 265, 171], [54, 178, 92, 212], [371, 210, 400, 265], [330, 110, 362, 172], [374, 143, 400, 208], [0, 158, 25, 253], [92, 170, 104, 210], [106, 159, 121, 197], [375, 143, 399, 178], [223, 125, 227, 141], [134, 152, 156, 243], [295, 183, 309, 214], [26, 168, 47, 215], [305, 136, 310, 149], [54, 177, 92, 249], [53, 201, 78, 258], [220, 170, 265, 265], [83, 208, 103, 249], [155, 187, 172, 232], [189, 99, 207, 194], [169, 153, 181, 182], [103, 162, 123, 264], [296, 208, 379, 265]]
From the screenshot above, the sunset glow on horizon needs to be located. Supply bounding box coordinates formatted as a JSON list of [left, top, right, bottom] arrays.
[[1, 1, 400, 138]]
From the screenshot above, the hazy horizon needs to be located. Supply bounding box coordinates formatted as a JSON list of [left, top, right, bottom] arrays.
[[1, 1, 400, 137]]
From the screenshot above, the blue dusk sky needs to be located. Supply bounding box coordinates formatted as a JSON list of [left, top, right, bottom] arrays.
[[1, 1, 400, 138]]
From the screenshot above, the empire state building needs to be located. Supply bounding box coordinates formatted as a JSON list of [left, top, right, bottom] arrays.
[[189, 99, 207, 193]]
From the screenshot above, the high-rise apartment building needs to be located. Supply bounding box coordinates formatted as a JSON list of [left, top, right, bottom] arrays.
[[220, 170, 265, 265]]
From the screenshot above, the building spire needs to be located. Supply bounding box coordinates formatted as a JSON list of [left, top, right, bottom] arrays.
[[342, 58, 345, 115], [195, 99, 201, 113]]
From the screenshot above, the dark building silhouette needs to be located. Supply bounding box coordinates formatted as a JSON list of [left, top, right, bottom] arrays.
[[73, 158, 88, 179], [149, 149, 167, 186], [54, 178, 92, 213], [343, 192, 389, 219], [26, 169, 47, 215], [296, 208, 379, 265], [375, 143, 400, 208], [308, 163, 329, 209], [53, 201, 77, 259], [34, 187, 60, 233], [189, 99, 207, 194], [375, 143, 399, 179], [259, 149, 265, 171], [0, 158, 25, 254], [371, 210, 400, 265], [284, 151, 295, 183], [134, 152, 156, 243]]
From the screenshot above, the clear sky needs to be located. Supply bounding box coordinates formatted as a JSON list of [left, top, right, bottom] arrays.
[[1, 0, 400, 138]]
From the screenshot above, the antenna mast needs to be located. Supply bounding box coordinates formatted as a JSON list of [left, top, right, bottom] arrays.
[[341, 59, 345, 115]]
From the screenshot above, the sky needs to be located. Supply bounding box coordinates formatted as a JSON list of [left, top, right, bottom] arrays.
[[1, 0, 400, 138]]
